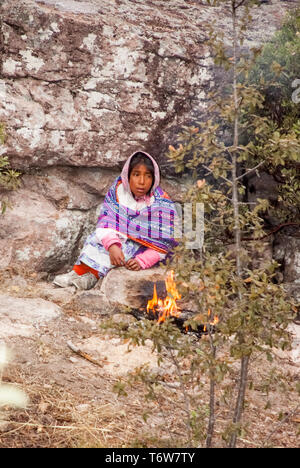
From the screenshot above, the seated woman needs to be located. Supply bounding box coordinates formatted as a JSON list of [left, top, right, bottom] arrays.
[[53, 151, 178, 290]]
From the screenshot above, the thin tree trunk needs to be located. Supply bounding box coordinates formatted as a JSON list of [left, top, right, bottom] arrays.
[[206, 325, 216, 448], [228, 354, 249, 448], [231, 0, 242, 282], [206, 378, 215, 448], [228, 1, 250, 448], [168, 347, 192, 447]]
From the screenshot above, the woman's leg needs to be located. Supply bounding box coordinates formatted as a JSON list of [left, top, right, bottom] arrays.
[[54, 234, 144, 289], [53, 262, 99, 288], [73, 263, 100, 278], [53, 269, 80, 288], [53, 263, 99, 289]]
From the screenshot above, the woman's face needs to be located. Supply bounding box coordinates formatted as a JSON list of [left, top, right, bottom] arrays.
[[129, 163, 153, 198]]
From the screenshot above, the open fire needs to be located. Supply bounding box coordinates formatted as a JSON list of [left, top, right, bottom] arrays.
[[146, 270, 219, 333], [147, 270, 182, 324]]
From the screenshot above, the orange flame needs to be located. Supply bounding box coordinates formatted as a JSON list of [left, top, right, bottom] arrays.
[[147, 272, 219, 329], [147, 270, 181, 323]]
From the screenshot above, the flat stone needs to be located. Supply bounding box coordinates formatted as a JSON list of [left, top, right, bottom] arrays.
[[37, 282, 76, 305], [0, 295, 61, 338], [70, 289, 113, 315], [100, 266, 168, 309], [273, 323, 300, 366], [76, 335, 161, 377], [111, 313, 137, 325], [0, 189, 97, 272]]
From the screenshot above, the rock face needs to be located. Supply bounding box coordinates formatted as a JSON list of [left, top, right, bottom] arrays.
[[0, 184, 101, 272], [0, 0, 295, 169], [0, 166, 118, 272], [0, 0, 213, 169], [0, 0, 297, 273]]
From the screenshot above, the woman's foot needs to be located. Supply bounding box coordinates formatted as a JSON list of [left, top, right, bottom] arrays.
[[71, 272, 98, 290], [53, 270, 79, 288]]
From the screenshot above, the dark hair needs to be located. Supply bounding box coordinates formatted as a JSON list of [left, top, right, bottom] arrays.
[[128, 152, 155, 192]]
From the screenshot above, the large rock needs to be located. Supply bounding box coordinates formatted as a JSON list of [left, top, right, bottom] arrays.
[[0, 187, 98, 272], [0, 0, 211, 169], [100, 266, 168, 309], [0, 0, 295, 169]]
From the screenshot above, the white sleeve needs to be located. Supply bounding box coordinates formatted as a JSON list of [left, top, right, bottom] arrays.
[[95, 228, 121, 244]]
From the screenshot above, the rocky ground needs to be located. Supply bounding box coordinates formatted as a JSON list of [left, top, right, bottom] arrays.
[[0, 267, 299, 448]]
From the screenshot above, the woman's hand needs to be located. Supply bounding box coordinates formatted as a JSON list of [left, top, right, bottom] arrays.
[[125, 258, 141, 271], [108, 244, 125, 267]]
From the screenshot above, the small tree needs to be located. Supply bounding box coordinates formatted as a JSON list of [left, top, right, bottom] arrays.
[[104, 1, 298, 448], [167, 0, 298, 447]]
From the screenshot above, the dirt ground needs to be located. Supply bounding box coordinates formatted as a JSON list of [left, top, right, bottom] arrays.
[[0, 268, 299, 448]]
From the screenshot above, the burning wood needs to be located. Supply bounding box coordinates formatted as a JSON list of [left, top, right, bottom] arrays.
[[147, 270, 181, 324], [143, 270, 219, 336]]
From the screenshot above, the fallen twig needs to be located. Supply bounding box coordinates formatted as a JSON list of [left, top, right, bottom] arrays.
[[67, 341, 106, 368]]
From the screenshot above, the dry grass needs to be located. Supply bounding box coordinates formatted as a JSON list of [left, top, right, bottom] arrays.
[[0, 374, 131, 448], [2, 345, 299, 449], [0, 268, 299, 448]]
